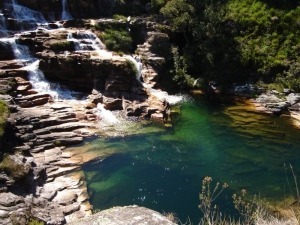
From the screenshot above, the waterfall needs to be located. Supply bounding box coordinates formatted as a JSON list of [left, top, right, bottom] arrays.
[[6, 38, 58, 98], [9, 0, 46, 23], [23, 60, 58, 99], [94, 104, 120, 125], [67, 30, 110, 57], [0, 37, 32, 61], [0, 37, 82, 99], [0, 13, 8, 37], [127, 55, 184, 105], [126, 55, 142, 82], [61, 0, 73, 20]]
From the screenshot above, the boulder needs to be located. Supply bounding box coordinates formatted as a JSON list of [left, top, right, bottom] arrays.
[[67, 205, 177, 225]]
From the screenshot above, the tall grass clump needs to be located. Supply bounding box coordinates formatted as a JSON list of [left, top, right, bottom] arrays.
[[0, 100, 8, 137], [198, 176, 298, 225]]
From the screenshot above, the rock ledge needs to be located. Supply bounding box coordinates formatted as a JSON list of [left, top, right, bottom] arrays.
[[67, 205, 177, 225]]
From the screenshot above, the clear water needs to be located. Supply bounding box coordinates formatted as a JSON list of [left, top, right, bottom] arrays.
[[81, 97, 300, 223]]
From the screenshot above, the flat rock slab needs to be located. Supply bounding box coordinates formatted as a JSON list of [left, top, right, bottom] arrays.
[[67, 205, 176, 225]]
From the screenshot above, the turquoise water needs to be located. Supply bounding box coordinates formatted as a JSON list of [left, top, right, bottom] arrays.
[[81, 97, 300, 223]]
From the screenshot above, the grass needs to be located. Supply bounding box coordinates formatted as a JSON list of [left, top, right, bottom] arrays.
[[198, 176, 300, 225], [0, 100, 8, 138]]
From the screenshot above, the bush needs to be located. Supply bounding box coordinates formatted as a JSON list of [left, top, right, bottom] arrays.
[[112, 14, 127, 22], [101, 28, 132, 53], [151, 0, 168, 13], [0, 154, 30, 181], [49, 41, 75, 52], [0, 100, 8, 138]]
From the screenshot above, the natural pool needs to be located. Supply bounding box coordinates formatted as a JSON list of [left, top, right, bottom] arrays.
[[79, 96, 300, 223]]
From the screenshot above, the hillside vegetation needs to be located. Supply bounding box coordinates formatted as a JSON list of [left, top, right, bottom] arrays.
[[0, 100, 9, 152], [154, 0, 300, 90]]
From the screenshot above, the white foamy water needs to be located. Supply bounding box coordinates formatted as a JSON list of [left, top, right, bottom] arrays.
[[0, 13, 8, 37], [0, 37, 81, 100], [23, 60, 58, 98], [95, 103, 120, 125], [128, 55, 185, 105], [10, 0, 46, 23], [126, 55, 142, 82], [67, 30, 107, 55], [61, 0, 73, 20]]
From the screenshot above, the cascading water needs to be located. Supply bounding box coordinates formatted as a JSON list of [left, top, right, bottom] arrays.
[[23, 60, 58, 99], [67, 30, 112, 59], [126, 55, 143, 82], [0, 37, 81, 99], [0, 13, 7, 37], [94, 104, 120, 125], [61, 0, 73, 20], [127, 55, 184, 105], [9, 0, 46, 23]]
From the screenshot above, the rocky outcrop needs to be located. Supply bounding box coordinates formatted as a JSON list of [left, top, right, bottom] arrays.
[[0, 4, 175, 222], [251, 90, 300, 128], [67, 205, 177, 225], [0, 97, 98, 224], [253, 91, 300, 115], [131, 17, 172, 89]]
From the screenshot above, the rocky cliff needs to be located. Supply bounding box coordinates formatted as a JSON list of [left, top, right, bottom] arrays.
[[0, 0, 175, 224]]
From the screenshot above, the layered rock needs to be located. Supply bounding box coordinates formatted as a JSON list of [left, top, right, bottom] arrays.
[[131, 16, 172, 89], [0, 6, 175, 223], [0, 97, 98, 224]]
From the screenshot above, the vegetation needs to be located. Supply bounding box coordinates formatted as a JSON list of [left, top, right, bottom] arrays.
[[101, 28, 132, 53], [0, 154, 31, 181], [0, 100, 8, 138], [156, 0, 300, 91], [199, 176, 300, 225], [49, 41, 75, 52]]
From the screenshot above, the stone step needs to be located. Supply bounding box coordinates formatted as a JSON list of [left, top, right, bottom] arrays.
[[34, 122, 88, 135]]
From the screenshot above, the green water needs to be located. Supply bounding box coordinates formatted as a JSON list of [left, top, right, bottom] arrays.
[[81, 97, 300, 223]]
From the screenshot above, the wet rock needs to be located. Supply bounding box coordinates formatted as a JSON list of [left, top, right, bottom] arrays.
[[103, 96, 123, 110], [15, 93, 51, 107]]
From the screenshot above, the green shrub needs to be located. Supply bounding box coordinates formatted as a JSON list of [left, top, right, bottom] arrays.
[[49, 41, 75, 52], [125, 59, 138, 77], [171, 47, 195, 89], [112, 14, 127, 22], [28, 218, 44, 225], [0, 155, 30, 180], [102, 28, 132, 53], [0, 100, 8, 137], [227, 0, 300, 82], [151, 0, 168, 13]]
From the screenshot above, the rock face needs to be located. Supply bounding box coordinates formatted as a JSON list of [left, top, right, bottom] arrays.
[[67, 205, 177, 225], [0, 99, 97, 224], [0, 1, 175, 224], [254, 91, 300, 115], [131, 16, 172, 89]]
